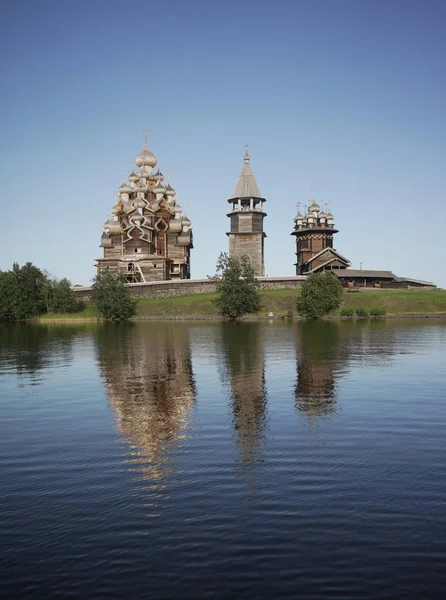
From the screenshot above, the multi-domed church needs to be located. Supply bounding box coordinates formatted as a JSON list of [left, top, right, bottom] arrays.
[[96, 135, 193, 282], [291, 199, 350, 275]]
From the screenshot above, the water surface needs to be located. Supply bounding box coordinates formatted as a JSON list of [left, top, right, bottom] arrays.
[[1, 320, 445, 598]]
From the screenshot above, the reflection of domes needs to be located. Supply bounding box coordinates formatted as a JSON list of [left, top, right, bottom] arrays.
[[136, 143, 157, 168]]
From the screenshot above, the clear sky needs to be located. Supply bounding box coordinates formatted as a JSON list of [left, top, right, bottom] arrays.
[[1, 0, 445, 287]]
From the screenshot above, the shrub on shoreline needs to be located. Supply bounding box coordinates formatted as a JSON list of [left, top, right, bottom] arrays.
[[298, 273, 343, 319]]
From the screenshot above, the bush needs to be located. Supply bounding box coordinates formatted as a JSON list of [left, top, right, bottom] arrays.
[[212, 253, 261, 320], [286, 310, 294, 319], [298, 272, 344, 319], [45, 278, 85, 314], [340, 307, 355, 317], [91, 268, 137, 320], [370, 307, 386, 317], [355, 308, 369, 318], [0, 262, 47, 321]]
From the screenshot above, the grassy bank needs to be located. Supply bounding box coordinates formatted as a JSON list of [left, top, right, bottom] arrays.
[[36, 288, 446, 321], [135, 288, 446, 317]]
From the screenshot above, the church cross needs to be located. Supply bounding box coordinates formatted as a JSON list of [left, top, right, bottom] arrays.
[[143, 129, 148, 144]]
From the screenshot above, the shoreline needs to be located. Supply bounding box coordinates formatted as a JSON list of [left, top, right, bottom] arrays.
[[33, 312, 446, 323]]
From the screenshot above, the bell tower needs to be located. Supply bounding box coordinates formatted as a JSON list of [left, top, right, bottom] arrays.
[[226, 149, 266, 276]]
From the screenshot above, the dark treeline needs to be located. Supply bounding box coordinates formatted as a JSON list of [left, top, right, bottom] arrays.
[[0, 262, 84, 322]]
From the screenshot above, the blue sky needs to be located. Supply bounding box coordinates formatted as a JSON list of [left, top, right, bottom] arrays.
[[1, 0, 445, 286]]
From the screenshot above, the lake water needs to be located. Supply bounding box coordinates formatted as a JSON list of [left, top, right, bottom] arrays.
[[1, 319, 445, 599]]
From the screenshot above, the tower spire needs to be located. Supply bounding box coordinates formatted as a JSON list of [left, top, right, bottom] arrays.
[[232, 150, 261, 198]]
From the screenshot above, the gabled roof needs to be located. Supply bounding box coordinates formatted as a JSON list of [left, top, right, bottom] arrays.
[[231, 150, 262, 199], [307, 257, 344, 273], [304, 247, 351, 266]]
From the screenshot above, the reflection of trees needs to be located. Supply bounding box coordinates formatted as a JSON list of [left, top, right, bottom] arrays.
[[220, 323, 267, 467], [295, 321, 342, 418], [0, 324, 83, 380], [95, 323, 196, 488]]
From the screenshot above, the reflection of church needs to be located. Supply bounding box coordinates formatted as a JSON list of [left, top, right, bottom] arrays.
[[95, 324, 196, 484], [220, 324, 267, 465], [294, 322, 341, 418]]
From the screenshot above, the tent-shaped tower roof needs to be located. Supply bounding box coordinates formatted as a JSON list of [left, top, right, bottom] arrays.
[[231, 149, 262, 199]]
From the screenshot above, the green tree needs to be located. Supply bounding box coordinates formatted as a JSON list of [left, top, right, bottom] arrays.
[[298, 272, 344, 319], [45, 277, 85, 314], [212, 253, 261, 320], [91, 268, 137, 320], [0, 262, 47, 321]]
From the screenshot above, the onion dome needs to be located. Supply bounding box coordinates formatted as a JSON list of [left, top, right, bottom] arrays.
[[174, 203, 182, 214], [182, 216, 191, 227], [165, 183, 175, 197], [309, 200, 320, 213], [326, 212, 334, 219], [129, 169, 139, 183], [136, 143, 157, 168], [119, 182, 133, 194], [154, 180, 165, 195], [152, 168, 164, 182], [294, 210, 303, 223]]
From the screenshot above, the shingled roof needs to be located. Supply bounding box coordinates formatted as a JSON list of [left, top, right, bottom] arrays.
[[334, 270, 397, 279], [231, 149, 262, 199]]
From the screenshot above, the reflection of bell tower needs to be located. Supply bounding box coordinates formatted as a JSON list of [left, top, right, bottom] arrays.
[[95, 324, 196, 488], [226, 149, 266, 275], [294, 322, 340, 418], [220, 324, 267, 465]]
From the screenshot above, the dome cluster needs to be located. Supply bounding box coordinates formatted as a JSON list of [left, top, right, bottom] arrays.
[[293, 198, 334, 230], [102, 139, 192, 243]]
